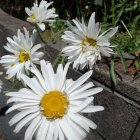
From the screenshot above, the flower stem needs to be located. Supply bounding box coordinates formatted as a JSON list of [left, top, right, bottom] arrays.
[[35, 24, 48, 44], [112, 0, 115, 26], [53, 51, 62, 68], [61, 56, 65, 64]]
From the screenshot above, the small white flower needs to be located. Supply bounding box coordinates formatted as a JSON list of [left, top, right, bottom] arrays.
[[62, 12, 118, 70], [25, 0, 58, 31], [6, 60, 104, 140], [0, 27, 44, 80]]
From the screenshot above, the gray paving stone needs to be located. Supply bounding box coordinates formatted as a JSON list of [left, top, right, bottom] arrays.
[[93, 88, 140, 140]]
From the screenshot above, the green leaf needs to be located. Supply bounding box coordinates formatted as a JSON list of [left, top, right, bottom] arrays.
[[110, 57, 117, 86], [115, 47, 127, 72], [115, 8, 123, 25], [129, 45, 140, 53]]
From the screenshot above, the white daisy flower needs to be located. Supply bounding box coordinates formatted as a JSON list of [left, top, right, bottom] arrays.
[[62, 12, 118, 70], [0, 28, 44, 80], [6, 60, 104, 140], [25, 0, 58, 31]]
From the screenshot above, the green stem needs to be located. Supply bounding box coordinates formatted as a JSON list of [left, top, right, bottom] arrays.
[[53, 51, 62, 68], [50, 27, 55, 40], [112, 0, 115, 26], [61, 56, 65, 64], [35, 24, 48, 44]]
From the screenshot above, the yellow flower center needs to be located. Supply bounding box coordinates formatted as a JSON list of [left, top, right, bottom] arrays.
[[40, 91, 69, 120], [19, 51, 30, 62], [30, 15, 35, 19], [82, 37, 97, 47]]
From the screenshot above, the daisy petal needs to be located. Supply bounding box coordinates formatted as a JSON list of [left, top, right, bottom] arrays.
[[37, 23, 46, 31], [69, 97, 93, 113], [82, 105, 104, 113], [9, 108, 39, 126], [24, 115, 42, 140], [14, 112, 40, 133], [59, 117, 82, 140], [70, 87, 103, 100], [66, 70, 93, 94], [21, 74, 43, 96]]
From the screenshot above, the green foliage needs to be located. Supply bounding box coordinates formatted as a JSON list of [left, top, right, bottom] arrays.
[[108, 0, 139, 26]]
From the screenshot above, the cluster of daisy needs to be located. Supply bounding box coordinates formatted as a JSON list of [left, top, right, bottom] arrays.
[[0, 0, 118, 140]]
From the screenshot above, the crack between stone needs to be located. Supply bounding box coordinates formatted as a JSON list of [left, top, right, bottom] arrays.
[[96, 130, 108, 140], [129, 117, 140, 140]]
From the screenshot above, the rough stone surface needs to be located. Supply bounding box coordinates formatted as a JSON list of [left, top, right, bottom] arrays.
[[0, 8, 33, 55], [0, 75, 26, 140], [0, 112, 25, 140], [0, 9, 32, 34], [93, 88, 140, 140]]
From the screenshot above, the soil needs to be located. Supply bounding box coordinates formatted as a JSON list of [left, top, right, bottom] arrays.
[[114, 60, 139, 76], [0, 135, 5, 140]]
